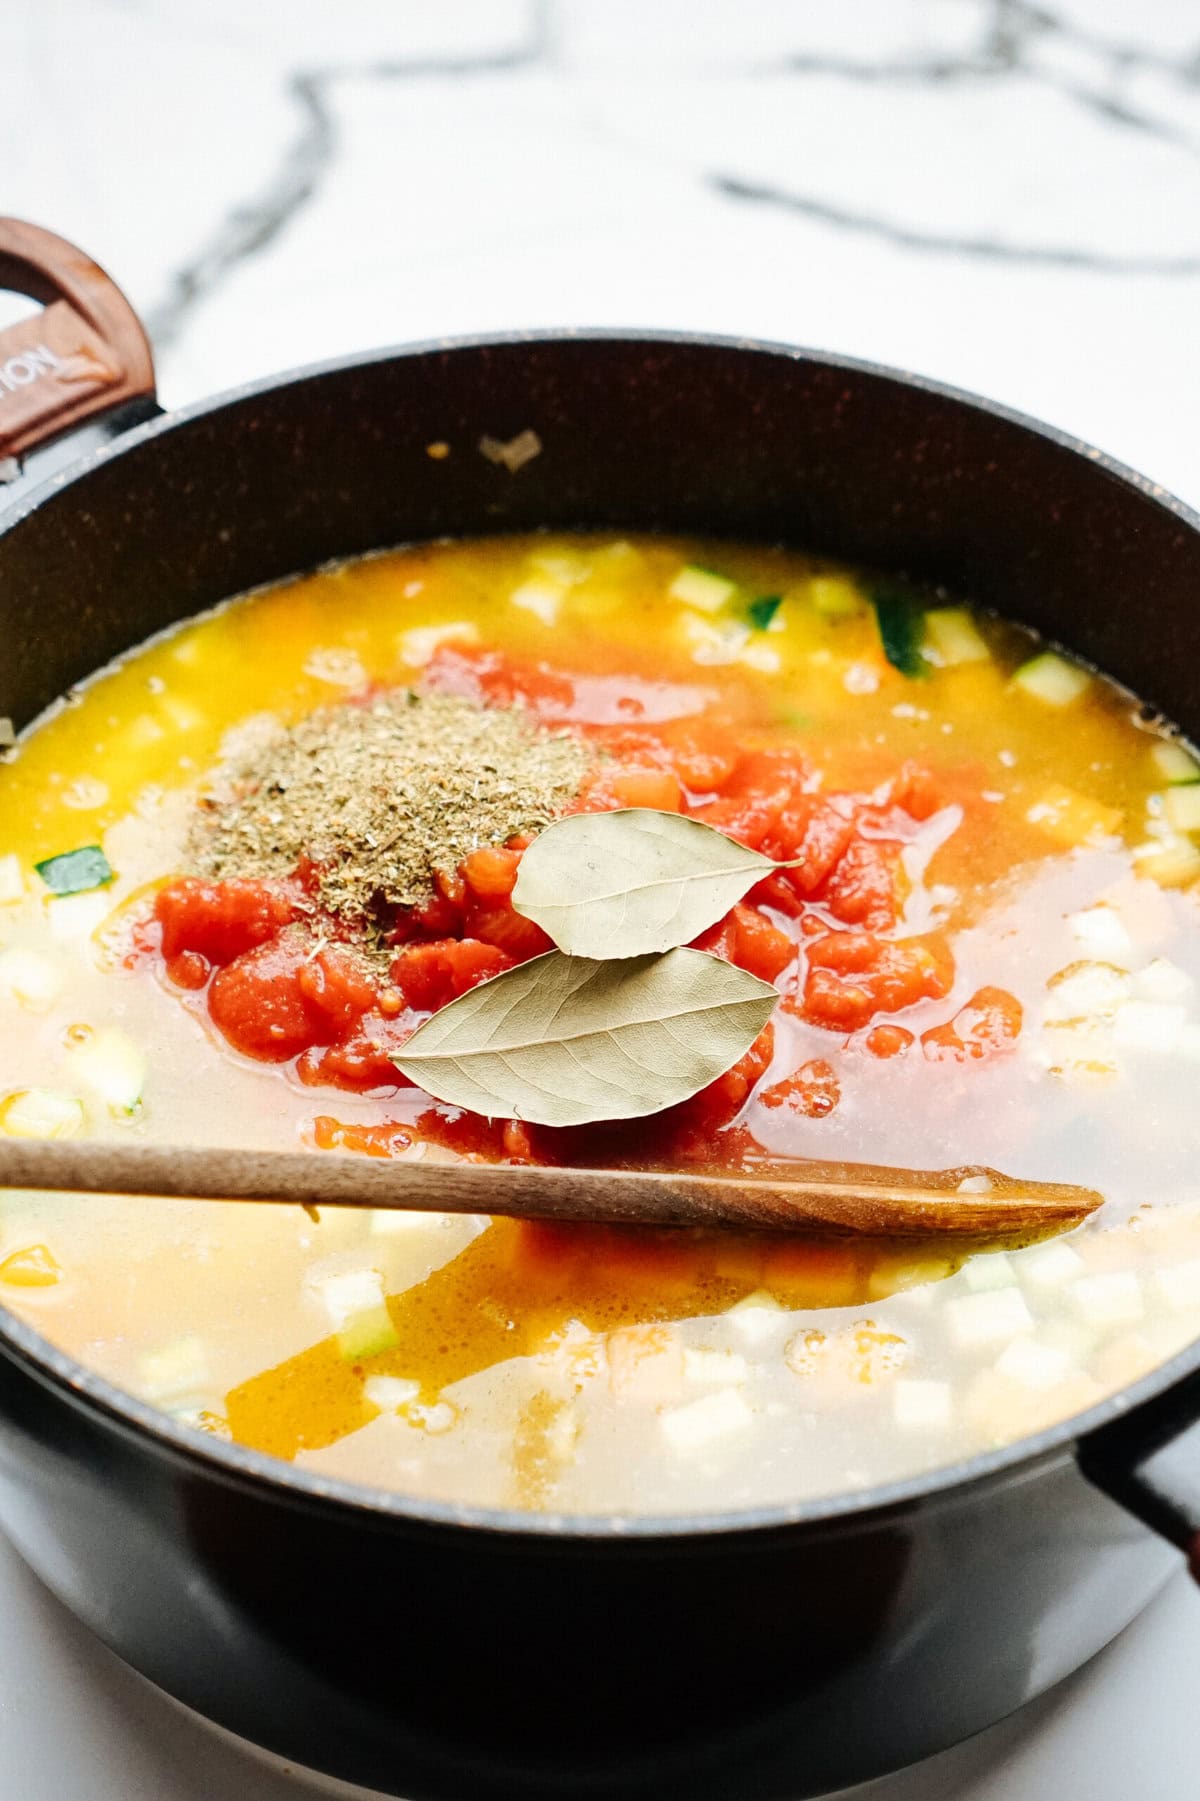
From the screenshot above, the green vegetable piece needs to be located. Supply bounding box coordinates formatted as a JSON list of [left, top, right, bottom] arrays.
[[871, 593, 927, 678], [34, 845, 114, 896], [744, 594, 783, 632]]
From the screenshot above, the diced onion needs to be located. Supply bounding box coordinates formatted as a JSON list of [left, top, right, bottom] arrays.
[[1019, 1240, 1085, 1290], [1112, 999, 1186, 1053], [1045, 961, 1130, 1020], [946, 1286, 1033, 1349], [363, 1375, 420, 1412], [725, 1290, 784, 1343], [47, 889, 113, 942], [138, 1336, 210, 1404], [67, 1026, 146, 1114], [510, 576, 566, 626], [396, 622, 479, 668], [1068, 1270, 1144, 1327], [994, 1336, 1073, 1390], [1066, 905, 1132, 960], [0, 854, 24, 904], [0, 1088, 84, 1140], [310, 1267, 388, 1328], [893, 1379, 952, 1431], [0, 946, 64, 1011], [1151, 1260, 1200, 1312], [962, 1253, 1016, 1292], [660, 1388, 753, 1452], [1131, 958, 1193, 1004], [683, 1348, 748, 1386]]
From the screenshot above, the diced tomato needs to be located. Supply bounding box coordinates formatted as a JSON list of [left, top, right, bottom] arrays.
[[296, 947, 377, 1036], [610, 769, 685, 811], [726, 747, 810, 799], [392, 888, 465, 943], [426, 643, 577, 717], [891, 760, 941, 822], [208, 937, 325, 1061], [766, 798, 856, 890], [758, 1059, 841, 1118], [155, 876, 294, 965], [297, 1021, 417, 1091], [823, 839, 900, 931], [390, 937, 514, 1012], [799, 931, 955, 1032], [693, 903, 795, 984], [749, 870, 808, 918], [460, 845, 522, 900], [465, 903, 553, 962], [165, 949, 210, 991], [921, 987, 1023, 1063], [865, 1023, 914, 1059], [692, 792, 786, 852], [686, 1023, 775, 1129], [312, 1115, 415, 1158], [659, 719, 741, 793]]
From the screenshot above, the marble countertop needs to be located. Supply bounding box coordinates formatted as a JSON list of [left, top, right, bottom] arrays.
[[3, 1, 1200, 1796]]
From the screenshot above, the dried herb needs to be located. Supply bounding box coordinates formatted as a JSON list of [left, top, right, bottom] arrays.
[[512, 808, 795, 958], [190, 689, 590, 941], [393, 947, 778, 1127]]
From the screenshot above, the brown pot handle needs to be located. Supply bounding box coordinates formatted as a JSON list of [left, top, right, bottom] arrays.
[[0, 219, 155, 460]]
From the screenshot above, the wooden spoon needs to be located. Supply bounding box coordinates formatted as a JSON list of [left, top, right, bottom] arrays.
[[0, 1139, 1101, 1238]]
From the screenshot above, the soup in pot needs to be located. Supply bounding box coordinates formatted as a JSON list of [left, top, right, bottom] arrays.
[[2, 532, 1200, 1515]]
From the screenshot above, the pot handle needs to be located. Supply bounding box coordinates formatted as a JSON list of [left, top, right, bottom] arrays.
[[1079, 1362, 1200, 1582], [0, 218, 156, 464]]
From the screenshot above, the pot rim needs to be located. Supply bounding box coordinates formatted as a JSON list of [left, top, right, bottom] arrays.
[[4, 324, 1200, 1543]]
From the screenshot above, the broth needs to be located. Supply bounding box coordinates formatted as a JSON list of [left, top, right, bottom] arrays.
[[2, 532, 1200, 1515]]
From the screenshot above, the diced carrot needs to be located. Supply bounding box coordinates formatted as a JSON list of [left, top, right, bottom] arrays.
[[865, 1023, 914, 1059], [460, 845, 522, 900], [610, 769, 685, 811]]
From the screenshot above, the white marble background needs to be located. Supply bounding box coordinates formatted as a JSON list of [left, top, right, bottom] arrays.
[[3, 3, 1200, 1798]]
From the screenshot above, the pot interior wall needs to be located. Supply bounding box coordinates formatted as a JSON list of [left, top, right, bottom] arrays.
[[2, 338, 1199, 737]]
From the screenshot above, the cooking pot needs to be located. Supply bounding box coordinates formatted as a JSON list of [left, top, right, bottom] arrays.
[[1, 218, 1199, 1800]]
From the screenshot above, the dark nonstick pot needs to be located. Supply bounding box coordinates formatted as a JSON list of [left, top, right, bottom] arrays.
[[1, 220, 1199, 1800]]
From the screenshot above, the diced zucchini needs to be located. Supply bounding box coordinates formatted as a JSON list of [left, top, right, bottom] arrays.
[[871, 593, 926, 677], [0, 854, 24, 904], [34, 844, 113, 896], [1011, 652, 1090, 707], [0, 946, 65, 1011], [678, 612, 751, 666], [809, 575, 865, 619], [743, 594, 782, 632], [923, 607, 990, 666], [1164, 784, 1200, 834], [67, 1026, 146, 1114], [309, 1267, 400, 1361], [668, 565, 737, 612], [0, 1088, 84, 1140], [1025, 784, 1122, 847], [1151, 739, 1200, 784]]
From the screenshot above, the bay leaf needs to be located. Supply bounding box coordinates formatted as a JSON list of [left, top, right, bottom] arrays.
[[511, 807, 792, 958], [392, 947, 778, 1127]]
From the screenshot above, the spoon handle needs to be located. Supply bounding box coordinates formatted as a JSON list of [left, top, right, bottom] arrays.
[[0, 1138, 1101, 1237]]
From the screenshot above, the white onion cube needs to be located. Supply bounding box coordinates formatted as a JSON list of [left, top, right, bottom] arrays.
[[1113, 1000, 1186, 1053], [994, 1336, 1073, 1390], [947, 1286, 1033, 1349], [1151, 1260, 1200, 1312], [363, 1375, 420, 1412], [1068, 1271, 1144, 1327], [660, 1388, 752, 1453], [1066, 906, 1132, 959], [1019, 1241, 1085, 1290], [683, 1348, 748, 1387], [893, 1379, 952, 1430]]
